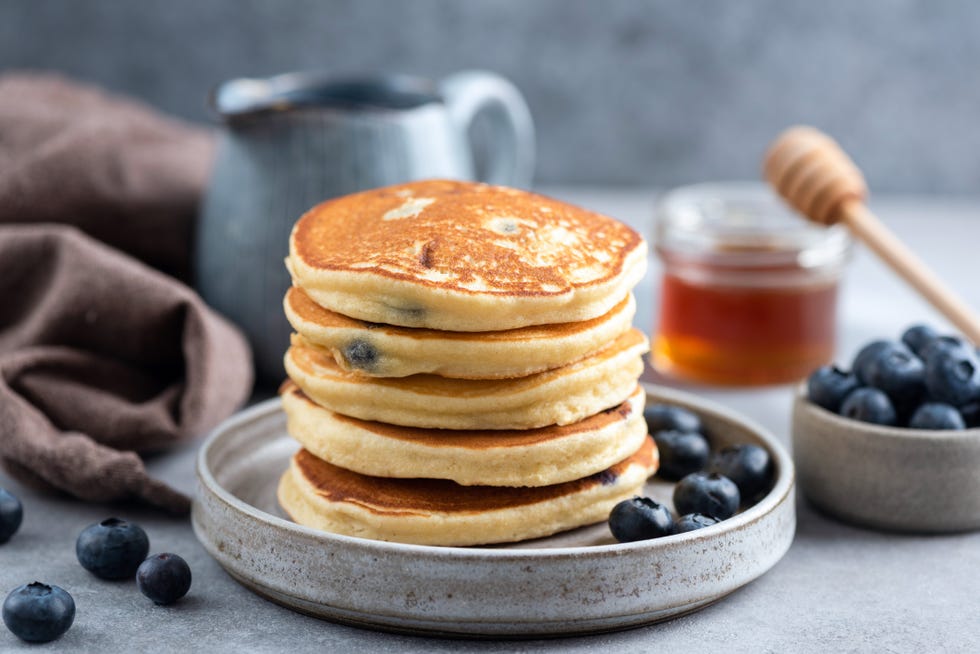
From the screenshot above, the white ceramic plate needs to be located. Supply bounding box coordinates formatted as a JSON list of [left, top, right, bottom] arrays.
[[192, 384, 795, 637]]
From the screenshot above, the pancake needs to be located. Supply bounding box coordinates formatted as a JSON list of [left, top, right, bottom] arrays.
[[286, 180, 648, 332], [280, 382, 648, 486], [284, 286, 636, 379], [277, 437, 658, 546], [284, 328, 649, 430]]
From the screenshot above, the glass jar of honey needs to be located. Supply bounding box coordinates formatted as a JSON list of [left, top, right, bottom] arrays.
[[652, 182, 851, 386]]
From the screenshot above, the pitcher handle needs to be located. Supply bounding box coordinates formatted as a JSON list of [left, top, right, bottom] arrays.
[[440, 71, 535, 188]]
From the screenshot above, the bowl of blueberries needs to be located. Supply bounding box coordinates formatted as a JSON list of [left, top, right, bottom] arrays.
[[794, 323, 980, 532]]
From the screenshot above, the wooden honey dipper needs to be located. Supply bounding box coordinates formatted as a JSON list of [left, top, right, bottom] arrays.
[[764, 125, 980, 345]]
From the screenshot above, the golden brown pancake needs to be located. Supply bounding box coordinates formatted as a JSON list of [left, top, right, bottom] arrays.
[[280, 382, 648, 486], [277, 437, 658, 546], [286, 180, 648, 331], [284, 286, 636, 379], [284, 328, 649, 429]]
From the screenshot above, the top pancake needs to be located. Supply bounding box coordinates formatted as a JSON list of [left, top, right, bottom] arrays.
[[287, 180, 648, 331]]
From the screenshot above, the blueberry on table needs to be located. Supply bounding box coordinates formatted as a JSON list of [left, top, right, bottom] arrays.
[[901, 324, 939, 357], [608, 497, 674, 543], [909, 403, 966, 430], [136, 553, 192, 605], [839, 387, 897, 426], [643, 404, 702, 435], [76, 518, 150, 580], [864, 344, 926, 408], [0, 488, 23, 544], [673, 472, 740, 521], [924, 346, 980, 407], [673, 513, 719, 534], [709, 444, 774, 504], [2, 582, 75, 643], [806, 365, 860, 413], [852, 340, 892, 384], [653, 429, 710, 481]]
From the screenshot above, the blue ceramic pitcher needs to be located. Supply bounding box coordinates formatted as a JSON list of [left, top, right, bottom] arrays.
[[195, 70, 535, 384]]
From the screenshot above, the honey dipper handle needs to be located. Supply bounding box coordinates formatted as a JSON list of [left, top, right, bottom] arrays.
[[841, 200, 980, 345]]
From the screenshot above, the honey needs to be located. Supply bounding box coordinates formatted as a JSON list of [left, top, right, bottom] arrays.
[[652, 183, 850, 386]]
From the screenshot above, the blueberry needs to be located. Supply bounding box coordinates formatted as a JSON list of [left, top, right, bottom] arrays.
[[2, 582, 74, 643], [709, 444, 774, 504], [806, 365, 860, 413], [0, 488, 23, 544], [672, 513, 719, 534], [608, 497, 674, 543], [343, 340, 378, 370], [76, 518, 150, 580], [643, 404, 701, 434], [961, 402, 980, 428], [136, 553, 192, 605], [864, 344, 926, 408], [852, 340, 891, 384], [673, 472, 740, 520], [901, 324, 939, 358], [653, 430, 710, 481], [909, 403, 966, 430], [839, 387, 897, 426], [925, 346, 980, 407], [920, 335, 970, 363]]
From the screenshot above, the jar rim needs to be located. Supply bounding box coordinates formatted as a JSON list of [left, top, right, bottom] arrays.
[[655, 181, 851, 270]]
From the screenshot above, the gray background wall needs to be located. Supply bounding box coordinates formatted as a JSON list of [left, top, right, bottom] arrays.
[[3, 0, 980, 193]]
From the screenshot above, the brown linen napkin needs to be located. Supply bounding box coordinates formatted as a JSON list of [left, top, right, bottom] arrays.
[[0, 225, 252, 514], [0, 72, 213, 279]]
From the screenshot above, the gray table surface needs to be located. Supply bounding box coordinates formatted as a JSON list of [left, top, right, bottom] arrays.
[[2, 188, 979, 653]]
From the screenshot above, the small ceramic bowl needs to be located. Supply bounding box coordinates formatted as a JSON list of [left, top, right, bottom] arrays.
[[792, 388, 980, 532]]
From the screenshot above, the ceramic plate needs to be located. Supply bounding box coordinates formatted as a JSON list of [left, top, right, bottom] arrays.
[[192, 384, 795, 637]]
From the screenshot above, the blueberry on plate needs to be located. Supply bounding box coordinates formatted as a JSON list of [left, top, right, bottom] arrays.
[[806, 365, 860, 413], [136, 553, 192, 605], [0, 488, 23, 544], [76, 518, 150, 580], [924, 345, 980, 407], [673, 513, 719, 534], [673, 472, 740, 521], [960, 402, 980, 428], [908, 403, 966, 430], [2, 582, 75, 643], [864, 344, 926, 408], [653, 430, 710, 481], [643, 404, 702, 435], [901, 324, 939, 358], [839, 387, 897, 426], [608, 497, 674, 543], [852, 340, 892, 384], [709, 444, 774, 504]]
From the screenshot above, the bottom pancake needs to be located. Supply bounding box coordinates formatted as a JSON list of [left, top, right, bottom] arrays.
[[278, 438, 658, 546]]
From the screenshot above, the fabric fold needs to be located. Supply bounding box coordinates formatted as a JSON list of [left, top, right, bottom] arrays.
[[0, 225, 253, 513], [0, 72, 214, 279]]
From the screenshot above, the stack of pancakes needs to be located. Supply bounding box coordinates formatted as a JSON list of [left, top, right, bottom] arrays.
[[277, 180, 656, 546]]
